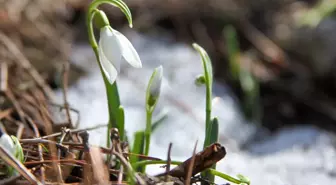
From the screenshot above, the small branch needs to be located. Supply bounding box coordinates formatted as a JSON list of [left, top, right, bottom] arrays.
[[165, 143, 173, 182], [185, 140, 198, 185]]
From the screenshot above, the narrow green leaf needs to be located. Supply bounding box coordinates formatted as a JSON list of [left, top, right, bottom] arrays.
[[130, 131, 145, 171], [192, 43, 213, 150], [207, 169, 249, 185], [209, 117, 219, 145], [224, 25, 240, 80], [117, 106, 125, 140]]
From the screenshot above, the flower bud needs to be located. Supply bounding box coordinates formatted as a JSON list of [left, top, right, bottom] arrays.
[[146, 66, 163, 109]]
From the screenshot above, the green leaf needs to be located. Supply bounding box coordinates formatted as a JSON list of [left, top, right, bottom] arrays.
[[116, 106, 125, 140], [130, 131, 145, 172], [207, 169, 249, 185], [237, 174, 250, 185], [192, 43, 213, 85], [209, 117, 219, 145], [224, 25, 240, 80]]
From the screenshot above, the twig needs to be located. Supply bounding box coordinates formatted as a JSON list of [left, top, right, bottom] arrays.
[[47, 101, 81, 128], [0, 174, 21, 185], [185, 140, 198, 185], [26, 117, 46, 184], [89, 147, 110, 184], [40, 124, 107, 139], [61, 62, 74, 128], [20, 138, 69, 152], [16, 123, 24, 139], [0, 31, 54, 99], [112, 150, 146, 185], [156, 143, 226, 178], [165, 143, 173, 182], [5, 88, 27, 126], [0, 108, 13, 120], [0, 62, 8, 92]]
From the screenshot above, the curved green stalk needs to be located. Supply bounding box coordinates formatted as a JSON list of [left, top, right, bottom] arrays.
[[86, 0, 132, 147], [206, 169, 250, 185], [192, 43, 213, 149]]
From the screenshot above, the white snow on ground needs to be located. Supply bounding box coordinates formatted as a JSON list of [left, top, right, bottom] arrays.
[[55, 31, 336, 185]]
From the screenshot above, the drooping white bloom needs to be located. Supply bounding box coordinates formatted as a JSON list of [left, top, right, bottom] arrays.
[[98, 26, 142, 84], [0, 133, 15, 155]]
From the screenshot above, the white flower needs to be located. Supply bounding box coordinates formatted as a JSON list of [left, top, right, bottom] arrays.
[[0, 133, 15, 155], [98, 26, 142, 84], [149, 66, 163, 99], [146, 66, 163, 108]]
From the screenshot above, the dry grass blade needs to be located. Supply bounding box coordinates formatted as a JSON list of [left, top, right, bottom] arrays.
[[157, 142, 226, 178], [185, 140, 198, 185], [0, 146, 42, 185], [0, 62, 8, 92], [165, 143, 173, 182], [89, 146, 110, 184], [0, 31, 54, 99], [26, 117, 46, 184]]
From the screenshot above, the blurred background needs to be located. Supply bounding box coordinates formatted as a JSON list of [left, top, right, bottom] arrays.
[[1, 0, 336, 184]]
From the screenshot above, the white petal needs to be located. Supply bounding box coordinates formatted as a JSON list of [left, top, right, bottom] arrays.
[[99, 45, 118, 84], [99, 26, 122, 71], [113, 29, 142, 68], [0, 134, 15, 155], [150, 66, 163, 98]]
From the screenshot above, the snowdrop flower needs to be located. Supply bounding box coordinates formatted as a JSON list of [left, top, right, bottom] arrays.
[[146, 66, 163, 108], [0, 130, 24, 176], [0, 132, 15, 155], [98, 26, 142, 84]]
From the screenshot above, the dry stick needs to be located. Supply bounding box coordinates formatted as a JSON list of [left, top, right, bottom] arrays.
[[0, 31, 54, 99], [89, 147, 110, 184], [185, 141, 198, 185], [61, 62, 74, 128], [58, 128, 71, 160], [37, 96, 64, 183], [165, 143, 173, 182], [16, 124, 24, 139], [0, 108, 13, 120], [0, 146, 42, 185], [156, 143, 226, 178], [112, 151, 146, 185], [0, 174, 21, 185], [20, 138, 69, 153], [48, 102, 80, 128], [26, 117, 46, 184], [0, 62, 8, 92], [39, 124, 107, 139], [5, 88, 28, 125]]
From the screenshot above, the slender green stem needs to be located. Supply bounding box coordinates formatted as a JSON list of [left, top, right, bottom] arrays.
[[206, 169, 249, 185], [142, 109, 153, 173], [132, 160, 182, 169], [144, 109, 153, 156], [86, 1, 126, 147]]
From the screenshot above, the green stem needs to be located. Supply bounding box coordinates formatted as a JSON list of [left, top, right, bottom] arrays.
[[144, 109, 152, 156], [133, 160, 182, 169], [142, 109, 153, 173], [86, 1, 124, 147], [206, 169, 248, 185]]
